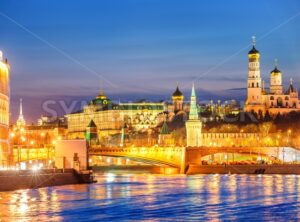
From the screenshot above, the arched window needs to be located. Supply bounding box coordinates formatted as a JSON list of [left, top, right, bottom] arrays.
[[270, 96, 274, 100], [252, 83, 254, 88], [285, 96, 289, 100], [277, 97, 283, 107], [257, 83, 259, 88]]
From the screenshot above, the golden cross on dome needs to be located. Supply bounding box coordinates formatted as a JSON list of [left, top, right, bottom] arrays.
[[252, 36, 256, 46]]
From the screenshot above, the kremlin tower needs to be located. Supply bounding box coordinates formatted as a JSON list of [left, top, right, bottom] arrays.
[[244, 36, 264, 113], [185, 84, 202, 147]]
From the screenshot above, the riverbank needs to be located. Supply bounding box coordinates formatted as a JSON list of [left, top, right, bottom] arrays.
[[0, 169, 94, 192], [186, 164, 300, 174]]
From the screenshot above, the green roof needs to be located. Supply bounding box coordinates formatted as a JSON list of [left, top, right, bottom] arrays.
[[160, 121, 169, 135]]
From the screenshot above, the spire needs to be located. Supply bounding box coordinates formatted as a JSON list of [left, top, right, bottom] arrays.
[[19, 98, 23, 117], [191, 83, 196, 97], [16, 98, 26, 127], [285, 78, 296, 94], [189, 83, 199, 120]]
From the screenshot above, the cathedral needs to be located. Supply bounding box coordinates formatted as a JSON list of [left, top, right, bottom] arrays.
[[244, 37, 300, 115]]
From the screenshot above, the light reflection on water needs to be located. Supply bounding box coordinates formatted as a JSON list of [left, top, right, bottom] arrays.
[[0, 174, 300, 221]]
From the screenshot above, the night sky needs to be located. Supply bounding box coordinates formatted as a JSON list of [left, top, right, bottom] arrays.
[[1, 0, 300, 122]]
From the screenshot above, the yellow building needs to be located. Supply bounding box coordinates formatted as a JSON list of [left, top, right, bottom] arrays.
[[244, 37, 300, 115], [66, 90, 166, 139], [0, 51, 10, 167]]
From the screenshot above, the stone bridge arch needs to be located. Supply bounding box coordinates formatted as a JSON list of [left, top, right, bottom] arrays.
[[89, 147, 186, 169]]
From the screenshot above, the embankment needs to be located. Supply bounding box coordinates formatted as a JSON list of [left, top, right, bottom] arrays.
[[187, 164, 300, 175], [0, 169, 91, 192]]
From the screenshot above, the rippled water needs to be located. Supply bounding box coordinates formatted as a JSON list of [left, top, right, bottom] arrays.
[[1, 174, 300, 221]]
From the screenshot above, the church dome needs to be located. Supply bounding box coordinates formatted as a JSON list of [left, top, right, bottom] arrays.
[[271, 67, 280, 73], [248, 46, 259, 55], [172, 85, 183, 97]]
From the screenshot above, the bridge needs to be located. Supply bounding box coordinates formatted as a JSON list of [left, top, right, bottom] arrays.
[[89, 147, 186, 169], [89, 146, 300, 173]]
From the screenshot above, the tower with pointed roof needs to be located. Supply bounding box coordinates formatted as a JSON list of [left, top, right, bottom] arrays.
[[185, 84, 202, 147], [158, 120, 174, 146], [16, 98, 26, 127], [172, 83, 184, 113], [270, 59, 283, 95], [245, 36, 265, 113], [86, 120, 98, 145]]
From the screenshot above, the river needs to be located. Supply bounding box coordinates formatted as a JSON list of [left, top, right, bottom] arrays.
[[0, 173, 300, 221]]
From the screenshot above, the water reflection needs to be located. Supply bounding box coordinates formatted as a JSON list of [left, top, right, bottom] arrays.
[[0, 174, 300, 221]]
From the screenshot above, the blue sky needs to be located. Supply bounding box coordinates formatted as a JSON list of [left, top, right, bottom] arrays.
[[1, 0, 300, 122]]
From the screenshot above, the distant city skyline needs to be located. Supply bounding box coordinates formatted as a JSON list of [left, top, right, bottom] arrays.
[[1, 0, 300, 122]]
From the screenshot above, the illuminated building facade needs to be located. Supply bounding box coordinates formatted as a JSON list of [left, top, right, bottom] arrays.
[[244, 37, 300, 115], [66, 90, 166, 139], [11, 102, 67, 162], [0, 51, 10, 167]]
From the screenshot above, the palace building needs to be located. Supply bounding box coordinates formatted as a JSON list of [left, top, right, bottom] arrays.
[[244, 37, 300, 115], [66, 90, 167, 139], [0, 51, 10, 167]]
